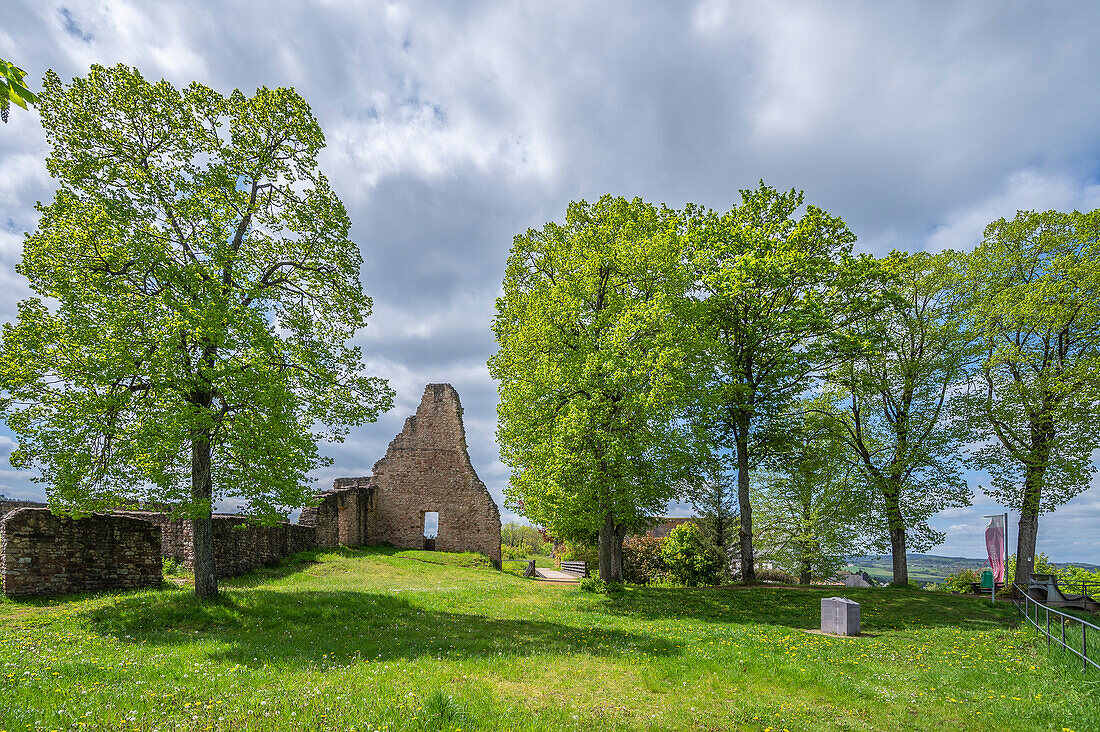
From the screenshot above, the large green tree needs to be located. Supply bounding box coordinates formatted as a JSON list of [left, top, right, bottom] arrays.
[[957, 209, 1100, 587], [824, 251, 973, 585], [752, 403, 875, 584], [0, 65, 393, 596], [489, 196, 697, 582], [686, 184, 865, 582]]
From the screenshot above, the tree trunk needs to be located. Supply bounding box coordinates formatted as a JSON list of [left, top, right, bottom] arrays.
[[799, 559, 811, 585], [191, 423, 217, 598], [1013, 462, 1045, 588], [596, 509, 625, 582], [883, 485, 908, 585], [734, 412, 755, 582]]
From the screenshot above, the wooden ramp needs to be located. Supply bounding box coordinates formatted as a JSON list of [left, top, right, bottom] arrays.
[[534, 568, 580, 582]]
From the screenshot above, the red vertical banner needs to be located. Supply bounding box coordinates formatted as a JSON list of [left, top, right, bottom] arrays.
[[985, 515, 1006, 583]]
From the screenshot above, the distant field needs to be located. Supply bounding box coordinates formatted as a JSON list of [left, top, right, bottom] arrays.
[[2, 546, 1097, 731], [845, 553, 1100, 586]]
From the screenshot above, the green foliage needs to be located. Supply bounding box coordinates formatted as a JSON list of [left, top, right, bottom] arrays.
[[489, 195, 698, 580], [684, 460, 739, 557], [500, 522, 550, 558], [957, 208, 1100, 583], [933, 567, 981, 593], [959, 210, 1100, 510], [0, 57, 38, 123], [161, 556, 188, 577], [555, 541, 597, 568], [685, 183, 867, 580], [1004, 552, 1061, 583], [0, 64, 393, 525], [824, 250, 974, 584], [753, 403, 874, 583], [1057, 564, 1100, 589], [578, 576, 623, 593], [621, 534, 667, 585], [660, 523, 725, 587]]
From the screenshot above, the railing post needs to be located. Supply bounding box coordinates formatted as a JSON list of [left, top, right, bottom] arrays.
[[1085, 622, 1089, 674]]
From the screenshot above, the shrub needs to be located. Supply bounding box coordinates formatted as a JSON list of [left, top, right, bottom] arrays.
[[660, 523, 725, 587], [936, 567, 980, 593], [755, 568, 797, 584], [162, 556, 187, 577], [500, 544, 528, 561], [622, 535, 667, 584], [556, 541, 598, 568], [579, 577, 623, 594]]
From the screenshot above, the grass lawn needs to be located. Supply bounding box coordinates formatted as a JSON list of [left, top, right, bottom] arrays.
[[1, 547, 1097, 731]]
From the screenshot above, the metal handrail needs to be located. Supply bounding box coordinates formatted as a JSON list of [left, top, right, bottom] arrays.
[[1012, 583, 1100, 674], [1059, 579, 1100, 598]]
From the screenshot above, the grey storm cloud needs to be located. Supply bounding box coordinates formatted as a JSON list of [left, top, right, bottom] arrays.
[[2, 0, 1100, 560]]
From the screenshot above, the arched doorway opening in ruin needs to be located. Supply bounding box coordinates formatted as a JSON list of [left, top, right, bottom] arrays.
[[422, 511, 438, 551]]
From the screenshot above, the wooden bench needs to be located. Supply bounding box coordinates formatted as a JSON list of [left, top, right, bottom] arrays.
[[560, 560, 588, 578]]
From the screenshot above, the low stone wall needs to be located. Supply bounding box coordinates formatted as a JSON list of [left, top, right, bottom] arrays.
[[115, 512, 318, 579], [209, 517, 315, 578], [1, 508, 162, 598]]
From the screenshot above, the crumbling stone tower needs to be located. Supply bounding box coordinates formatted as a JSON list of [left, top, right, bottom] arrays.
[[331, 383, 501, 566]]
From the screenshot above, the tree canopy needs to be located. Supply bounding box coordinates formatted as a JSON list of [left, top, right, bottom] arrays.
[[823, 250, 974, 584], [957, 208, 1100, 586], [0, 64, 393, 596], [685, 183, 865, 581], [753, 402, 875, 584], [489, 196, 698, 582]]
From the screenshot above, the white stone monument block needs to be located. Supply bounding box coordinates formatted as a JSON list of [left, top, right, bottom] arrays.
[[821, 596, 860, 636]]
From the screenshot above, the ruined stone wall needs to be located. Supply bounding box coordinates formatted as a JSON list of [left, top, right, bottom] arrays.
[[1, 508, 162, 598], [0, 384, 503, 595], [108, 511, 322, 579], [207, 517, 315, 578], [112, 511, 192, 564], [301, 480, 374, 548], [355, 383, 501, 566]]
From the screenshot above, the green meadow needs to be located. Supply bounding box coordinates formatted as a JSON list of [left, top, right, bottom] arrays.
[[1, 547, 1096, 732]]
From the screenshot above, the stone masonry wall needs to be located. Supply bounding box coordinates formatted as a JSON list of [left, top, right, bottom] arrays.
[[300, 480, 374, 548], [114, 512, 318, 579], [208, 517, 315, 578], [113, 511, 192, 565], [1, 508, 162, 598], [351, 383, 501, 566]]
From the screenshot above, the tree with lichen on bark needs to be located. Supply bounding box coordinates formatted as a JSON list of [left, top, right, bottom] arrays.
[[0, 64, 393, 597], [956, 208, 1100, 588], [489, 196, 698, 582]]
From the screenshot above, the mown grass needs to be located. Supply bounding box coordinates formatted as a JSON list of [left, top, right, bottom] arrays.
[[1, 546, 1097, 731]]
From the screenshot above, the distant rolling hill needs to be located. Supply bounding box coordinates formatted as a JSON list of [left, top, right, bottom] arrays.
[[843, 553, 1100, 586]]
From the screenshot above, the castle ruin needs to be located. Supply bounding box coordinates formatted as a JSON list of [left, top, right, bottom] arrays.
[[0, 383, 501, 597]]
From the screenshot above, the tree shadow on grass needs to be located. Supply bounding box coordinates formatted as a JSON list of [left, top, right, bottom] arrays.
[[588, 585, 1019, 632], [80, 588, 677, 668]]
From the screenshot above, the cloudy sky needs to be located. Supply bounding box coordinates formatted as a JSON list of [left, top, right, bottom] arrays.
[[2, 1, 1100, 563]]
